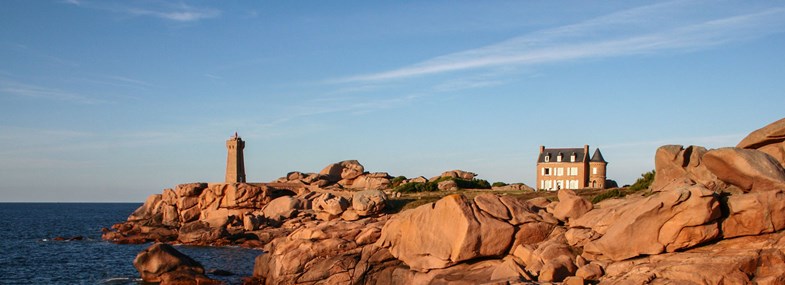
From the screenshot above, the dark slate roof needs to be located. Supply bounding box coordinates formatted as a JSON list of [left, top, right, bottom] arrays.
[[538, 148, 585, 163], [591, 148, 606, 163]]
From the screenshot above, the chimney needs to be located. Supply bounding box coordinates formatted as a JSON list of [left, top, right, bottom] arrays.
[[540, 145, 545, 153]]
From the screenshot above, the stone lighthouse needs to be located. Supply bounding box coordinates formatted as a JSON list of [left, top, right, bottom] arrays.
[[225, 132, 246, 183]]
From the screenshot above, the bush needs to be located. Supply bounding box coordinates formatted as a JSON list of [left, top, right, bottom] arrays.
[[393, 182, 425, 193], [457, 178, 491, 189], [591, 188, 623, 204], [391, 176, 407, 187], [492, 182, 508, 187], [392, 177, 491, 193], [630, 170, 656, 191]]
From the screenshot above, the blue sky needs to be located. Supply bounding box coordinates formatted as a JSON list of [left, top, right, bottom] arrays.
[[1, 0, 784, 202]]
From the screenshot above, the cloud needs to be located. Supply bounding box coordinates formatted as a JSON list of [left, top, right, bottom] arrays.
[[337, 3, 785, 83], [126, 6, 220, 22], [0, 79, 107, 104], [63, 0, 220, 22]]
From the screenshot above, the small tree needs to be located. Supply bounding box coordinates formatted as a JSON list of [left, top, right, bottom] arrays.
[[492, 182, 508, 187], [629, 170, 655, 191]]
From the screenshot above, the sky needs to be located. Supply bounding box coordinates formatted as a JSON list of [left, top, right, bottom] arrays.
[[1, 0, 784, 202]]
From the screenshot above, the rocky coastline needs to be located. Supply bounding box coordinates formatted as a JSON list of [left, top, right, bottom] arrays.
[[105, 118, 785, 284]]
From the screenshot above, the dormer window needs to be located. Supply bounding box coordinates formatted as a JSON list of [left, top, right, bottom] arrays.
[[544, 155, 550, 162], [557, 153, 563, 162], [570, 153, 576, 162]]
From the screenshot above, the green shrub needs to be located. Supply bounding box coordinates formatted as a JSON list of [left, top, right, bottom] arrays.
[[630, 170, 656, 191], [393, 182, 425, 193], [591, 188, 623, 203], [392, 177, 491, 192], [391, 176, 407, 187], [457, 178, 491, 189], [492, 182, 508, 187]]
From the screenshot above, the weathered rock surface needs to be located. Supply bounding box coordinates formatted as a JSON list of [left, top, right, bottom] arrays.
[[492, 183, 534, 192], [352, 190, 387, 216], [551, 189, 592, 222], [261, 196, 300, 222], [429, 170, 478, 181], [738, 117, 785, 166], [251, 216, 392, 285], [437, 179, 458, 191], [377, 194, 515, 271], [133, 243, 217, 284], [703, 147, 785, 193], [723, 189, 785, 238], [576, 185, 721, 261], [312, 193, 350, 216], [320, 160, 365, 182], [650, 145, 722, 191], [350, 173, 392, 190], [602, 230, 785, 284]]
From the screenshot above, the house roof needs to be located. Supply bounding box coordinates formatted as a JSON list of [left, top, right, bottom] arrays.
[[591, 148, 606, 163], [537, 148, 586, 163]]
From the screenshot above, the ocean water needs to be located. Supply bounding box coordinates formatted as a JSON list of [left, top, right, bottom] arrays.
[[0, 203, 262, 285]]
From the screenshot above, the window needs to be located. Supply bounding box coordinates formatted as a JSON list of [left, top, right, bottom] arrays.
[[557, 154, 562, 162], [543, 168, 551, 176], [544, 155, 550, 162], [570, 153, 576, 162], [593, 167, 598, 175], [572, 167, 579, 176], [557, 168, 564, 176]]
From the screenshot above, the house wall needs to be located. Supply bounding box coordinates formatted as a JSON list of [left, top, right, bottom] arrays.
[[536, 161, 588, 190]]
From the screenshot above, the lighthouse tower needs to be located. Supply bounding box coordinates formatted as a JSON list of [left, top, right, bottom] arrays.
[[225, 132, 246, 183]]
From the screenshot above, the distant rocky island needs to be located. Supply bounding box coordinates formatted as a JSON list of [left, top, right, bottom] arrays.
[[104, 118, 785, 285]]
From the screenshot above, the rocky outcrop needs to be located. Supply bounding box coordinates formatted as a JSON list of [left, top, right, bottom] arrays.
[[703, 147, 785, 193], [320, 160, 365, 183], [133, 243, 218, 284], [104, 182, 285, 245], [251, 216, 393, 285], [492, 183, 535, 192], [723, 189, 785, 238], [103, 180, 389, 247], [601, 230, 785, 284], [437, 179, 458, 191], [738, 117, 785, 166], [261, 196, 300, 223], [114, 117, 785, 285], [349, 172, 392, 190], [377, 194, 518, 271], [650, 145, 722, 191], [575, 185, 721, 261], [434, 169, 478, 180], [551, 189, 592, 222], [352, 190, 387, 217], [274, 161, 395, 191]]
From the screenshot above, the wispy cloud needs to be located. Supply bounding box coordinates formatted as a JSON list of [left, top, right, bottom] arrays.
[[337, 2, 785, 83], [63, 0, 220, 22], [0, 79, 107, 104]]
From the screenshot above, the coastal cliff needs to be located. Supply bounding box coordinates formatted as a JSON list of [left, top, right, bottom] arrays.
[[108, 118, 785, 284]]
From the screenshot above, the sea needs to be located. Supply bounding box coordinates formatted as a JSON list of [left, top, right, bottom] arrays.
[[0, 203, 262, 285]]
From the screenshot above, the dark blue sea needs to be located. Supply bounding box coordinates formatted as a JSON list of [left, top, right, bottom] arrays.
[[0, 203, 262, 284]]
